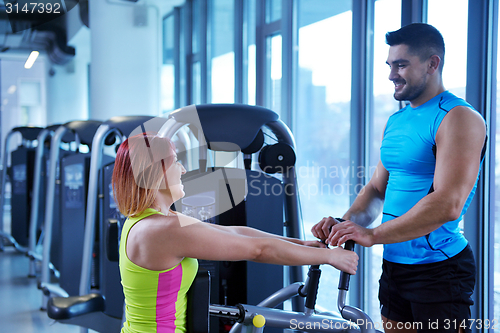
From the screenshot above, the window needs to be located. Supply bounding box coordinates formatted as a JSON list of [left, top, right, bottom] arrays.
[[265, 34, 282, 116], [192, 61, 201, 104], [366, 0, 401, 324], [494, 1, 500, 322], [265, 0, 281, 23], [162, 14, 175, 113], [179, 6, 187, 106], [191, 0, 204, 104], [192, 0, 201, 55], [427, 0, 468, 99], [210, 0, 235, 103], [246, 0, 256, 105], [295, 0, 352, 310]]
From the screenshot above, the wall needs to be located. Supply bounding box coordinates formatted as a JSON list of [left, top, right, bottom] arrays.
[[0, 55, 47, 156], [46, 0, 186, 125], [89, 0, 163, 121], [46, 25, 90, 125]]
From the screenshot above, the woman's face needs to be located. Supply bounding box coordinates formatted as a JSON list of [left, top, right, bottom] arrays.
[[161, 154, 187, 202]]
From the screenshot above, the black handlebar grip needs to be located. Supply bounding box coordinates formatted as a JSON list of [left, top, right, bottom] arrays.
[[344, 239, 355, 252], [338, 240, 356, 291], [304, 266, 321, 309]]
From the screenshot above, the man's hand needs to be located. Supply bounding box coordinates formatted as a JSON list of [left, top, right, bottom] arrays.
[[311, 216, 342, 241], [327, 220, 376, 248]]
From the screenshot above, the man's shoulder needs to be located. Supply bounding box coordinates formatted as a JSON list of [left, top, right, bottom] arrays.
[[437, 91, 475, 113]]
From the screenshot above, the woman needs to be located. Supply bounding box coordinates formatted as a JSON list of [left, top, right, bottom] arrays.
[[112, 133, 358, 333]]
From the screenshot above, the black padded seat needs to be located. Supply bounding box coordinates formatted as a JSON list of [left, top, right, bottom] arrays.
[[64, 120, 103, 147], [45, 124, 76, 143], [187, 269, 210, 333], [47, 293, 105, 320], [11, 126, 44, 141], [170, 104, 279, 152], [103, 116, 167, 138]]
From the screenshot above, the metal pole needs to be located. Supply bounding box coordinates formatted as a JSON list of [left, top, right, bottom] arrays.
[[0, 130, 16, 250], [28, 129, 51, 277], [79, 124, 110, 296], [40, 125, 68, 309]]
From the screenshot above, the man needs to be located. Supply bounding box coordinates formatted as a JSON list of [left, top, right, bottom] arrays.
[[312, 23, 486, 333]]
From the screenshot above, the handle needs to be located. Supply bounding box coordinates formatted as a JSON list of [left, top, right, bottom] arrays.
[[304, 265, 321, 310], [330, 218, 356, 291], [338, 240, 356, 291]]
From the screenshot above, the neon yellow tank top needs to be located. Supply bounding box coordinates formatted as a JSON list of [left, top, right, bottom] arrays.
[[119, 208, 198, 333]]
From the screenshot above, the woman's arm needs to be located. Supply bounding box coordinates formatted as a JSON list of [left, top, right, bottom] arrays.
[[131, 213, 358, 275], [209, 224, 323, 247]]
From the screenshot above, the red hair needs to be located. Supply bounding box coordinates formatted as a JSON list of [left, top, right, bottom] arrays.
[[112, 133, 176, 217]]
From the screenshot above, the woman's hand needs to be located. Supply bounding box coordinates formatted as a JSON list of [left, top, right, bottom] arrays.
[[329, 246, 359, 275], [301, 240, 327, 248]]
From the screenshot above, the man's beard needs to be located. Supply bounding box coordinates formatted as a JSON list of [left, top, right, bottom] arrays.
[[393, 77, 427, 102]]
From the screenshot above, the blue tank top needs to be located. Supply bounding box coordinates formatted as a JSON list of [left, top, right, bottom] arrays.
[[380, 91, 483, 264]]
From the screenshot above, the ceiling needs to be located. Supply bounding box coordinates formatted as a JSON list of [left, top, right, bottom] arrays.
[[0, 0, 81, 64], [0, 0, 184, 65]]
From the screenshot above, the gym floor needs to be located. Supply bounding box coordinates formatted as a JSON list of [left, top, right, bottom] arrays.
[[0, 194, 101, 332], [0, 246, 96, 333]]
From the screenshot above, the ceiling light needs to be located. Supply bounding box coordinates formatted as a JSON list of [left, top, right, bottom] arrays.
[[24, 51, 39, 69]]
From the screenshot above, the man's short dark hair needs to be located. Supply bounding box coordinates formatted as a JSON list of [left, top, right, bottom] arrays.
[[386, 23, 445, 72]]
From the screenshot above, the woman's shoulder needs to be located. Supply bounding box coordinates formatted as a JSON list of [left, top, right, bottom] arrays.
[[132, 211, 201, 237], [126, 212, 200, 271]]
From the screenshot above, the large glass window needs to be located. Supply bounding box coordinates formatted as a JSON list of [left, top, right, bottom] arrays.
[[245, 0, 257, 105], [367, 0, 401, 324], [192, 0, 201, 55], [495, 1, 500, 322], [179, 6, 187, 107], [265, 34, 282, 116], [191, 0, 203, 104], [192, 61, 201, 104], [427, 0, 468, 99], [295, 0, 352, 310], [211, 0, 235, 103], [162, 14, 175, 113], [265, 0, 281, 23]]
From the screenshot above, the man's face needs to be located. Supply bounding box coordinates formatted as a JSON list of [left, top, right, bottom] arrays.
[[386, 44, 429, 103]]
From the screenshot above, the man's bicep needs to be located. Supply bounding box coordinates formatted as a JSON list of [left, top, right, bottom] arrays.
[[434, 106, 486, 197], [369, 160, 389, 197]]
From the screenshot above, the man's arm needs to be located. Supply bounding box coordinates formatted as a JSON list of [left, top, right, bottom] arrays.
[[312, 160, 388, 240], [328, 106, 486, 247], [342, 160, 388, 226]]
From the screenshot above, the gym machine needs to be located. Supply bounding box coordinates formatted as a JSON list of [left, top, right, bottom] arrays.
[[46, 104, 380, 333], [47, 104, 303, 333], [39, 120, 103, 308], [48, 116, 168, 333], [0, 126, 44, 252], [157, 104, 302, 333], [210, 241, 382, 333], [27, 124, 78, 277]]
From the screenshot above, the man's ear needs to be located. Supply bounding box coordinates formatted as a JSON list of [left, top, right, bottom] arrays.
[[427, 55, 441, 74]]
